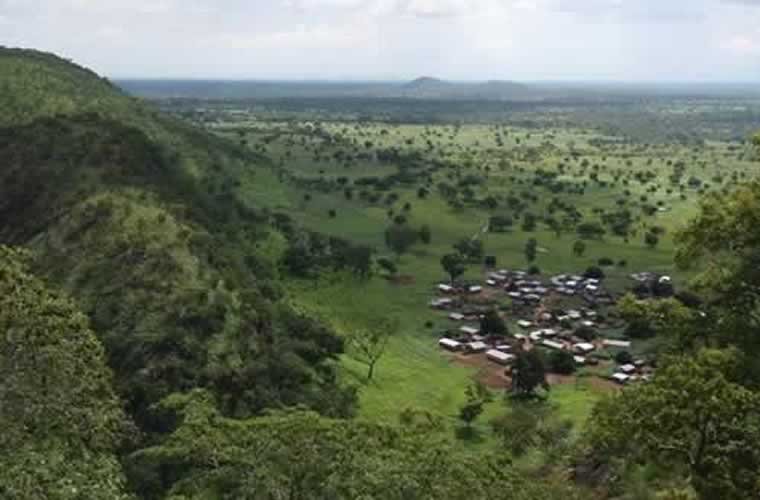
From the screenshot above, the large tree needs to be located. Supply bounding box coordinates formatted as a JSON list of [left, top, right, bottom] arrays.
[[586, 349, 760, 500], [384, 224, 419, 259], [511, 349, 549, 398], [0, 246, 131, 499], [347, 319, 397, 381], [441, 253, 466, 283]]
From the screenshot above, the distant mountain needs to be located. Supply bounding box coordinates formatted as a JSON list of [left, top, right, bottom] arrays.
[[397, 76, 534, 100], [117, 76, 543, 101]]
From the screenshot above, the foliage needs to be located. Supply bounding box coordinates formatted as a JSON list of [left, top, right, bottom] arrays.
[[511, 349, 549, 398], [347, 318, 397, 381], [525, 237, 538, 263], [441, 253, 466, 283], [458, 382, 493, 429], [480, 309, 509, 337], [129, 390, 560, 500], [586, 349, 760, 500], [0, 246, 131, 499], [548, 350, 577, 375], [384, 223, 420, 258]]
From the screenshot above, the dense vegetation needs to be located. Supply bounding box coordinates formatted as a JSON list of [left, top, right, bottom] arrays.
[[3, 47, 760, 498]]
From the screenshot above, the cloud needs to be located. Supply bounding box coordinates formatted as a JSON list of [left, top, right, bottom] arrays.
[[210, 23, 372, 50]]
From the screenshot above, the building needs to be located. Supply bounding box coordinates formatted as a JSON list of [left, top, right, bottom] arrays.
[[487, 349, 515, 365], [439, 338, 462, 351]]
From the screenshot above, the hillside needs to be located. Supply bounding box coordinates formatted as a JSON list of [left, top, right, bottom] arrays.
[[0, 47, 356, 425]]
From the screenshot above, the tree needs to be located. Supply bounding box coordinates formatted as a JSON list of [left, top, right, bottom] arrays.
[[419, 224, 432, 244], [377, 257, 398, 276], [644, 231, 659, 249], [524, 238, 538, 263], [453, 238, 483, 262], [385, 224, 419, 259], [0, 246, 131, 499], [441, 253, 466, 283], [480, 310, 508, 337], [584, 265, 605, 280], [548, 350, 576, 375], [347, 319, 397, 381], [458, 382, 492, 429], [572, 240, 586, 257], [511, 349, 549, 398], [586, 349, 760, 500]]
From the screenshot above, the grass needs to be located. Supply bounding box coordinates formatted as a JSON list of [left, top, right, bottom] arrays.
[[231, 120, 759, 439]]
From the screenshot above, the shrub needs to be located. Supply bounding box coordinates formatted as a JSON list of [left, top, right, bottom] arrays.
[[548, 350, 577, 375]]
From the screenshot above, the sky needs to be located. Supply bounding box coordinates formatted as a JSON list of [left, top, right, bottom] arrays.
[[1, 0, 759, 81]]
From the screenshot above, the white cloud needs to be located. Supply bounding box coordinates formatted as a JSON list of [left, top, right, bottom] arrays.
[[722, 34, 760, 53], [211, 23, 372, 50]]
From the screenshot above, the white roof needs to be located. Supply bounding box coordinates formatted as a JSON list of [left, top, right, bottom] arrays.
[[438, 284, 454, 291], [573, 356, 587, 365], [468, 341, 488, 351], [439, 338, 461, 348], [469, 286, 483, 292], [612, 373, 630, 383], [574, 342, 596, 353], [620, 364, 637, 374], [542, 340, 565, 350], [486, 280, 497, 286], [603, 339, 632, 348], [460, 326, 480, 335], [486, 349, 514, 363], [449, 313, 465, 321], [517, 320, 532, 328]]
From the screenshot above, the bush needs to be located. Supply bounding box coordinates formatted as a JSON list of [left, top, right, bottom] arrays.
[[584, 266, 605, 280], [574, 325, 596, 342], [615, 351, 634, 365], [598, 257, 614, 267], [548, 350, 577, 375], [527, 265, 541, 275]]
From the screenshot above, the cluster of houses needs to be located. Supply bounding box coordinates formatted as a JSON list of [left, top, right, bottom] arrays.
[[431, 268, 655, 385]]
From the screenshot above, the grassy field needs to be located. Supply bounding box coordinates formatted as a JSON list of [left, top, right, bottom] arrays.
[[221, 120, 758, 437]]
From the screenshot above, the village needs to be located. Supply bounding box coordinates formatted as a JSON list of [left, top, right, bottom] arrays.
[[430, 267, 668, 388]]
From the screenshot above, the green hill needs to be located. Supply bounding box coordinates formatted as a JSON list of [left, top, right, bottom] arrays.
[[0, 47, 355, 425]]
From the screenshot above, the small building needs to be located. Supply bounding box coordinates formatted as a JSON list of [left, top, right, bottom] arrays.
[[573, 356, 587, 365], [486, 279, 497, 287], [574, 342, 596, 354], [466, 341, 488, 353], [542, 340, 565, 350], [448, 313, 465, 321], [460, 326, 480, 336], [430, 298, 453, 309], [469, 285, 483, 294], [438, 284, 455, 294], [529, 331, 543, 342], [603, 339, 632, 349], [439, 338, 462, 351], [611, 373, 630, 384], [486, 349, 515, 365], [581, 320, 595, 328], [620, 364, 637, 374], [508, 292, 522, 299], [496, 344, 512, 352], [517, 320, 533, 329]]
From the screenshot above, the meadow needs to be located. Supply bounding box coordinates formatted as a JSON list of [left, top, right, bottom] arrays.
[[191, 101, 760, 440]]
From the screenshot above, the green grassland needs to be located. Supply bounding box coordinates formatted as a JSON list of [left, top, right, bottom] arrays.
[[207, 117, 760, 435]]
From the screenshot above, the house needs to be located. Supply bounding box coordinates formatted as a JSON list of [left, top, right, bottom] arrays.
[[508, 292, 522, 299], [448, 313, 465, 321], [517, 320, 533, 328], [568, 310, 583, 320], [430, 298, 453, 309], [574, 342, 596, 354], [439, 338, 462, 351], [486, 279, 497, 287], [573, 356, 587, 365], [469, 285, 483, 294], [496, 344, 512, 352], [540, 328, 558, 337], [460, 326, 480, 336], [611, 373, 630, 384], [487, 349, 515, 365], [581, 320, 595, 328], [603, 339, 632, 348], [529, 331, 543, 342], [438, 284, 455, 294], [466, 341, 488, 353], [620, 364, 637, 374], [542, 340, 565, 350]]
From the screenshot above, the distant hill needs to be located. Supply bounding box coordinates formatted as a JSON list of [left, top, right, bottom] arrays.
[[117, 76, 543, 101], [0, 47, 353, 424]]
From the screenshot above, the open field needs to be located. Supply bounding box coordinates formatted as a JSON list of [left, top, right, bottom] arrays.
[[172, 100, 760, 438]]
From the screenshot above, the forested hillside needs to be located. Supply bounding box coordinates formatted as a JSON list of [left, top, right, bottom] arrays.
[[0, 47, 357, 430]]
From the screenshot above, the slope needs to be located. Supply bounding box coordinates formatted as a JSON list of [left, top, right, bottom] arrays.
[[0, 47, 356, 426]]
